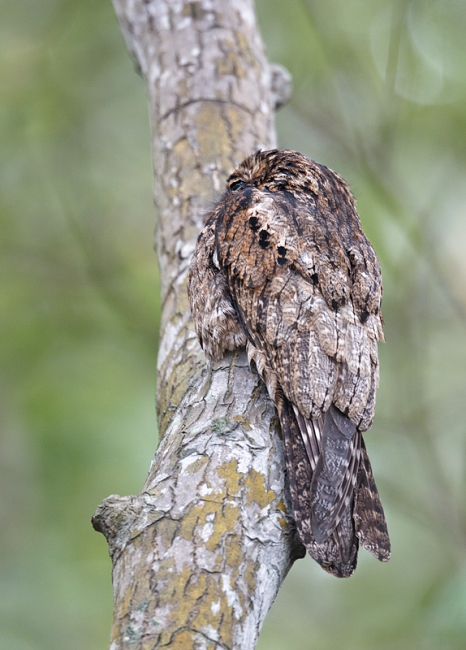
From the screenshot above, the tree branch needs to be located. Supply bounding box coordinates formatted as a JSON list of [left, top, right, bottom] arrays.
[[92, 1, 297, 648]]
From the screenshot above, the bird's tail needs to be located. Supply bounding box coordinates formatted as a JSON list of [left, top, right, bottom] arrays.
[[277, 396, 390, 577], [353, 438, 391, 562]]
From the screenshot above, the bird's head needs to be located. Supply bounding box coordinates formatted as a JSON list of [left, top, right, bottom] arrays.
[[226, 149, 338, 197]]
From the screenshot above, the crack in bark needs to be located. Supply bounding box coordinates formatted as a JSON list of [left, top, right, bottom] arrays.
[[160, 98, 256, 122]]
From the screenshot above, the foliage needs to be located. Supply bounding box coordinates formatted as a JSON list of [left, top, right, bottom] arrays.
[[1, 0, 466, 648], [1, 2, 157, 648]]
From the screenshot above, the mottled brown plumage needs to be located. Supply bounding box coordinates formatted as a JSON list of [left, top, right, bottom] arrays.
[[188, 150, 390, 577]]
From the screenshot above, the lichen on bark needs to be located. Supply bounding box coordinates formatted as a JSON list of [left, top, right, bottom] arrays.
[[92, 1, 296, 648]]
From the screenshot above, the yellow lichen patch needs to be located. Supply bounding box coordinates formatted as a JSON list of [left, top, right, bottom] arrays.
[[169, 137, 201, 200], [234, 30, 257, 69], [180, 502, 217, 543], [177, 509, 204, 547], [276, 498, 287, 512], [170, 136, 195, 171], [244, 468, 277, 510], [194, 104, 232, 170], [217, 459, 242, 498], [182, 571, 238, 649], [223, 532, 243, 569], [231, 414, 252, 430], [276, 498, 289, 528], [163, 354, 196, 416], [153, 564, 203, 643], [111, 536, 155, 642], [218, 611, 235, 647], [193, 576, 224, 626], [181, 1, 204, 20], [225, 107, 248, 154], [184, 570, 210, 609], [154, 564, 237, 648], [110, 461, 265, 649], [217, 596, 235, 647], [278, 516, 288, 529], [216, 50, 246, 78], [183, 500, 240, 555], [185, 454, 209, 474], [164, 630, 217, 650], [157, 318, 199, 430], [151, 516, 180, 557]]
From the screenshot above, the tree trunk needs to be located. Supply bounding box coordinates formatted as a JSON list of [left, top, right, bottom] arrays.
[[92, 1, 297, 648]]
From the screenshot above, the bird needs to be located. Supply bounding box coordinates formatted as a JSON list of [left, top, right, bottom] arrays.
[[188, 149, 390, 577]]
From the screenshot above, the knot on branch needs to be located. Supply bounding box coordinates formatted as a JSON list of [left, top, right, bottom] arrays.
[[92, 493, 163, 560], [270, 63, 293, 109]]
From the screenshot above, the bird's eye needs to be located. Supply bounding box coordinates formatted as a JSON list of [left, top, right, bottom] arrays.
[[230, 180, 246, 192]]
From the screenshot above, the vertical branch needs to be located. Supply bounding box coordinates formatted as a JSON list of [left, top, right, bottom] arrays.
[[92, 1, 296, 648]]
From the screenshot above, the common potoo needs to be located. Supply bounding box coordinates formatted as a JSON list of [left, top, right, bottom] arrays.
[[188, 150, 390, 577]]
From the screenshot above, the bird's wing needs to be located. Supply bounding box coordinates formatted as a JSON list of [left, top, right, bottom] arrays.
[[216, 184, 388, 562], [188, 212, 247, 361], [216, 184, 384, 429]]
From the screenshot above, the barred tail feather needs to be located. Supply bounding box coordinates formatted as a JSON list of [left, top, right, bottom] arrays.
[[277, 396, 358, 578], [309, 406, 360, 545], [354, 438, 391, 561]]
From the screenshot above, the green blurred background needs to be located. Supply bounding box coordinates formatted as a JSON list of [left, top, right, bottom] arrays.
[[1, 0, 466, 648]]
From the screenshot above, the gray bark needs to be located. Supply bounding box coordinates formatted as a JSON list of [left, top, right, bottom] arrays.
[[92, 1, 297, 648]]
